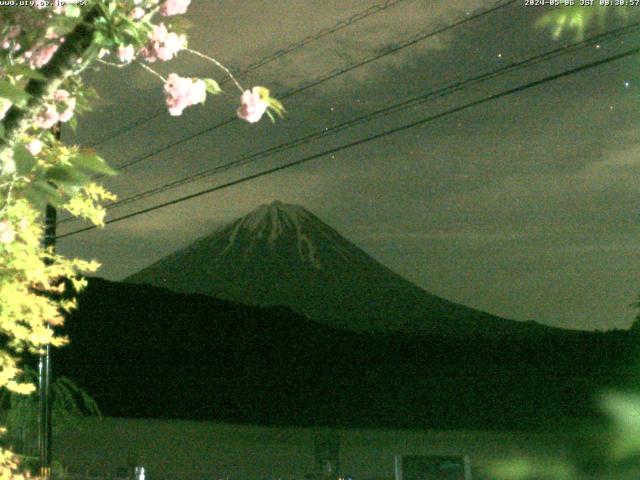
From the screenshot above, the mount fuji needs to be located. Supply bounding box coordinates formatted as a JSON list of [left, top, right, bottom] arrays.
[[125, 201, 555, 336]]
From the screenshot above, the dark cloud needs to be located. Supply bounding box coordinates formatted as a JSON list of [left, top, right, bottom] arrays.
[[58, 1, 640, 330]]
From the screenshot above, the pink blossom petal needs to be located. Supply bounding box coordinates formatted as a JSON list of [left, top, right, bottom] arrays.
[[34, 105, 59, 129], [26, 43, 59, 69], [164, 74, 206, 116], [160, 0, 191, 16], [117, 45, 136, 63], [130, 7, 146, 20], [26, 139, 43, 156], [58, 108, 73, 122], [237, 87, 269, 123], [141, 24, 184, 62], [53, 89, 70, 102]]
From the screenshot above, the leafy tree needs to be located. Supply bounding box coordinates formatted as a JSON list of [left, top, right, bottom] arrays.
[[0, 1, 283, 476], [0, 366, 101, 455]]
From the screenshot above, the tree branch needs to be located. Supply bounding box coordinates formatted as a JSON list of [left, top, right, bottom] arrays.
[[0, 6, 101, 150]]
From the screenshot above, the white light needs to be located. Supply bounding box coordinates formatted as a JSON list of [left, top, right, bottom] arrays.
[[624, 81, 630, 88]]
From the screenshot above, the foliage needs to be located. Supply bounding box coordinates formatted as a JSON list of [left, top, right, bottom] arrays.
[[0, 1, 283, 477], [536, 4, 631, 40], [488, 390, 640, 479], [0, 366, 101, 437]]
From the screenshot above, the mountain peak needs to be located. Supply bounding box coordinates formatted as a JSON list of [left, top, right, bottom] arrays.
[[126, 202, 542, 336], [225, 200, 322, 268], [242, 200, 310, 230]]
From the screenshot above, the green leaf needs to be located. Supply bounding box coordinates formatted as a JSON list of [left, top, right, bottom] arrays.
[[254, 87, 285, 120], [5, 65, 45, 81], [536, 5, 615, 41], [601, 392, 640, 459], [13, 145, 36, 176], [203, 78, 221, 95], [265, 109, 275, 123], [168, 16, 193, 35], [46, 165, 90, 189], [65, 3, 81, 17], [68, 151, 117, 176], [93, 31, 113, 49], [121, 21, 140, 42], [25, 180, 63, 208], [68, 115, 78, 133], [0, 80, 30, 105], [267, 97, 286, 118]]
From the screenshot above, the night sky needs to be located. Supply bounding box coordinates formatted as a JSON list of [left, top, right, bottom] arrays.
[[58, 1, 640, 331]]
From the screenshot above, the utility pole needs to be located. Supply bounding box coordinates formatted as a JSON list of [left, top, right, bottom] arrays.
[[39, 123, 60, 480]]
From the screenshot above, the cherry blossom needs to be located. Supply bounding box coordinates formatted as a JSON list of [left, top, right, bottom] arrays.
[[25, 43, 59, 69], [53, 90, 76, 122], [26, 139, 44, 156], [117, 45, 136, 64], [1, 26, 21, 51], [237, 87, 269, 123], [34, 105, 59, 130], [164, 73, 206, 116], [130, 7, 146, 20], [160, 0, 192, 16], [58, 106, 75, 123], [141, 23, 185, 63], [53, 90, 70, 103]]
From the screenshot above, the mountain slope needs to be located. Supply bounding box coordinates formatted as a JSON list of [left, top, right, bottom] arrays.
[[56, 278, 634, 430], [126, 201, 555, 337]]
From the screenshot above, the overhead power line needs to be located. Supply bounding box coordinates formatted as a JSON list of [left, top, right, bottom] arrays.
[[57, 46, 640, 240], [90, 0, 518, 175], [87, 0, 410, 148], [54, 20, 639, 225]]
